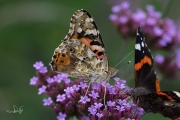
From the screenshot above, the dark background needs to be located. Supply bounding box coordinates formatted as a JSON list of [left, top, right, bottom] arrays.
[[1, 0, 180, 120]]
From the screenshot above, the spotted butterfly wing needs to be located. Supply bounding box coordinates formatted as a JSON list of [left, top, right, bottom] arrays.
[[50, 9, 118, 82], [128, 26, 180, 119]]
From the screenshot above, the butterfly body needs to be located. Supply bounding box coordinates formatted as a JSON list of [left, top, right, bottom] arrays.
[[50, 9, 118, 83]]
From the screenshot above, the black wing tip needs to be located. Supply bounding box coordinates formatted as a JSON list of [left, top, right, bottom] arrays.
[[137, 26, 143, 35], [137, 26, 144, 39]]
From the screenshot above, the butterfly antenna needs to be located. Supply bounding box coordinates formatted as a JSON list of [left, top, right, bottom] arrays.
[[114, 50, 134, 68], [120, 61, 131, 67]]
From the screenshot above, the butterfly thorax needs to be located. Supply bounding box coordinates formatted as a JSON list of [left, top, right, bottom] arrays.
[[127, 87, 150, 105]]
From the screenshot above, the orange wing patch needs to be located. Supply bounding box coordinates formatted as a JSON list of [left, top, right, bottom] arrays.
[[157, 92, 176, 102], [53, 53, 78, 71], [80, 37, 92, 48], [135, 55, 152, 70], [155, 79, 161, 92], [80, 37, 104, 60]]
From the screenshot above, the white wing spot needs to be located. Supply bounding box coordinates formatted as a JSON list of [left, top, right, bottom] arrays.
[[137, 32, 140, 36], [70, 23, 75, 29], [87, 49, 93, 59], [141, 42, 144, 47], [69, 29, 73, 35], [85, 29, 91, 35], [90, 29, 97, 35], [90, 18, 93, 22], [77, 28, 82, 33], [97, 30, 100, 34], [93, 29, 97, 35], [173, 91, 180, 97], [85, 18, 90, 23], [135, 44, 141, 51], [75, 11, 83, 19], [85, 29, 97, 35], [64, 35, 68, 39]]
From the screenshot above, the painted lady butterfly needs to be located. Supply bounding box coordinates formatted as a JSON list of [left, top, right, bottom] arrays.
[[50, 9, 118, 83]]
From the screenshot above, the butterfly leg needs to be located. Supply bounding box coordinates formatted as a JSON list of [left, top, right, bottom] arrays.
[[84, 81, 91, 96], [101, 83, 107, 108]]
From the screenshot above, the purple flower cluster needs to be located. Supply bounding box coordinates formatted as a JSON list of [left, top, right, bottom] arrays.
[[109, 2, 180, 78], [154, 51, 180, 78], [30, 61, 144, 120], [109, 2, 180, 49]]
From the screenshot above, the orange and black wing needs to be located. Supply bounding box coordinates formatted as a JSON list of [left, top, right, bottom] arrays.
[[134, 26, 160, 92]]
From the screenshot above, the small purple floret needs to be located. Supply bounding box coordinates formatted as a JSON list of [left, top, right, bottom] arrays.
[[43, 97, 53, 106], [57, 112, 67, 120], [30, 76, 38, 85], [38, 85, 47, 94]]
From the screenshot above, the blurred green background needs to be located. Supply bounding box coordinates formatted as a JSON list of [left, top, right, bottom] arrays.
[[1, 0, 180, 120]]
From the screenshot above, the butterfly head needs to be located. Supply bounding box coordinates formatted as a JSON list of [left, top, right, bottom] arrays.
[[108, 67, 119, 78], [127, 89, 138, 103]]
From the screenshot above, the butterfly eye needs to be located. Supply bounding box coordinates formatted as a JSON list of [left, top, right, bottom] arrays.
[[68, 47, 75, 53]]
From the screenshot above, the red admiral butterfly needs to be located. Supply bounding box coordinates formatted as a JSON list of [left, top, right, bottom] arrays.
[[128, 26, 180, 119]]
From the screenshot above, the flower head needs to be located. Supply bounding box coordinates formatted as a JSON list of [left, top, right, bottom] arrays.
[[109, 2, 180, 49], [30, 61, 144, 119]]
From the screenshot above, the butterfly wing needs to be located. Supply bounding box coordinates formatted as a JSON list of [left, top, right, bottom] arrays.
[[138, 92, 180, 119], [50, 9, 117, 82], [131, 26, 180, 119], [134, 26, 160, 92], [154, 91, 180, 103]]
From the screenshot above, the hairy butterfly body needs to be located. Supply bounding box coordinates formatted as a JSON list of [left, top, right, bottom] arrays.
[[50, 9, 118, 83], [128, 26, 180, 120]]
